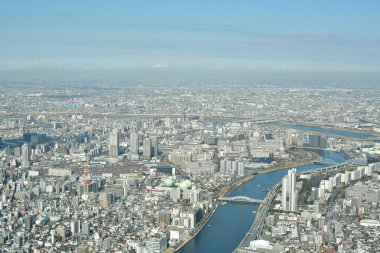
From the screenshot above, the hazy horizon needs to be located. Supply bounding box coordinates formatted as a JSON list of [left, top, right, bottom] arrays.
[[1, 1, 380, 84]]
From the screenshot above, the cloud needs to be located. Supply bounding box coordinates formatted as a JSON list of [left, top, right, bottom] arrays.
[[151, 63, 169, 69]]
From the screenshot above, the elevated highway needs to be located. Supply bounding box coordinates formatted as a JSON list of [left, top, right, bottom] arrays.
[[234, 155, 357, 252]]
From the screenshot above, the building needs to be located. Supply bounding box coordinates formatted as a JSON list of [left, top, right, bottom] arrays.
[[136, 121, 143, 132], [143, 138, 152, 159], [81, 222, 90, 235], [99, 192, 115, 208], [145, 235, 167, 253], [71, 220, 80, 234], [170, 188, 181, 201], [282, 176, 288, 211], [21, 143, 30, 167], [158, 211, 171, 228], [345, 185, 380, 203], [48, 168, 72, 177], [129, 133, 139, 155], [285, 130, 293, 146], [109, 131, 119, 157], [150, 136, 159, 157], [168, 226, 185, 241], [308, 135, 326, 148], [282, 168, 297, 211], [190, 189, 203, 203]]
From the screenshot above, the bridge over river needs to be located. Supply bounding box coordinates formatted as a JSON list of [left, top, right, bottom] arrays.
[[234, 156, 356, 252], [218, 196, 264, 204]]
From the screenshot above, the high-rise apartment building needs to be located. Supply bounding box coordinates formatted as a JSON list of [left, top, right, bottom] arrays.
[[109, 131, 119, 157], [150, 136, 159, 157], [129, 133, 139, 154], [22, 143, 30, 167], [143, 138, 152, 159], [285, 130, 293, 146], [282, 168, 297, 211]]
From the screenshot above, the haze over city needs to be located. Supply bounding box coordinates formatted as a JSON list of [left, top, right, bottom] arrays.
[[1, 1, 380, 253], [1, 1, 380, 83]]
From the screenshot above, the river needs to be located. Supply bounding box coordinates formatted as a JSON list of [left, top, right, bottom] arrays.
[[273, 122, 379, 140], [179, 123, 375, 253], [178, 149, 346, 253]]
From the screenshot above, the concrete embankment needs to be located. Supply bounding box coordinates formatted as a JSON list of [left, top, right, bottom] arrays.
[[257, 150, 323, 174], [168, 149, 322, 252], [166, 174, 255, 253]]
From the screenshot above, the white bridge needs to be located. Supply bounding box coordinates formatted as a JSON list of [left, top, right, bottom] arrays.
[[218, 196, 264, 204]]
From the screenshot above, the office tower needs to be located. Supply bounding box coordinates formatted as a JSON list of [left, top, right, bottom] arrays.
[[308, 135, 327, 148], [158, 211, 171, 228], [24, 215, 33, 230], [129, 133, 139, 154], [99, 192, 115, 208], [282, 168, 297, 211], [150, 136, 159, 157], [219, 160, 226, 173], [109, 131, 119, 157], [71, 220, 79, 234], [143, 138, 152, 159], [81, 222, 90, 235], [308, 134, 321, 147], [285, 130, 293, 146], [190, 189, 203, 203], [21, 143, 30, 167]]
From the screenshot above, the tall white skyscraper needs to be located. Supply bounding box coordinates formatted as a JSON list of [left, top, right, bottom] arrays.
[[21, 143, 30, 167], [282, 175, 288, 211], [288, 168, 297, 211], [109, 131, 119, 157], [282, 168, 297, 211]]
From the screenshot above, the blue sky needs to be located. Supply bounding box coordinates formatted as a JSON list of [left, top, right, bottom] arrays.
[[1, 0, 380, 82]]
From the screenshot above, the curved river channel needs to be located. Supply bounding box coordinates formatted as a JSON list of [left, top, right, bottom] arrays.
[[179, 149, 346, 253]]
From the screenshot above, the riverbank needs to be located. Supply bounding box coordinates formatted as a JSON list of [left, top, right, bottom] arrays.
[[279, 120, 380, 137], [167, 203, 219, 253], [257, 150, 323, 174], [234, 150, 346, 252], [169, 150, 322, 252], [217, 174, 255, 198], [167, 174, 255, 253], [271, 123, 360, 141]]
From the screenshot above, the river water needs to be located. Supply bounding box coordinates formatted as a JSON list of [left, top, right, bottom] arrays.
[[178, 149, 346, 253], [273, 122, 379, 140], [179, 123, 376, 253]]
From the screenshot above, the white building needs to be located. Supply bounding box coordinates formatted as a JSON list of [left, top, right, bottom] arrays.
[[282, 168, 297, 211]]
